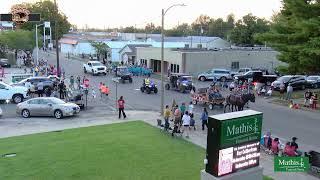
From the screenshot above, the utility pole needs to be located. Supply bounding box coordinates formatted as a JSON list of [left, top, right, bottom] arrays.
[[54, 0, 60, 77]]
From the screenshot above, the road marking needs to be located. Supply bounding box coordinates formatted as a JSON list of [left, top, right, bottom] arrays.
[[134, 89, 140, 91]]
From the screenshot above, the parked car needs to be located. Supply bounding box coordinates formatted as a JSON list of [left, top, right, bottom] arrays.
[[16, 97, 80, 119], [234, 71, 278, 85], [231, 68, 252, 76], [271, 75, 308, 90], [0, 81, 29, 103], [83, 61, 107, 75], [0, 107, 2, 118], [0, 58, 11, 68], [166, 73, 195, 93], [198, 69, 231, 82], [12, 77, 54, 92], [115, 66, 133, 83], [306, 76, 320, 89]]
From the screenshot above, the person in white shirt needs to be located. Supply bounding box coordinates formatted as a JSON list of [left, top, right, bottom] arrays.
[[182, 111, 191, 138]]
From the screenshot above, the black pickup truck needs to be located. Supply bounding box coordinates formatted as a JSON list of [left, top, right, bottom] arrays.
[[234, 71, 278, 85]]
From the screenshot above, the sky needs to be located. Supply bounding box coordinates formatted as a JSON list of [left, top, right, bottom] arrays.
[[1, 0, 282, 29]]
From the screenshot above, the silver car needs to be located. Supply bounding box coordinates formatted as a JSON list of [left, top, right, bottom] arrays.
[[16, 97, 80, 119], [198, 69, 231, 82]]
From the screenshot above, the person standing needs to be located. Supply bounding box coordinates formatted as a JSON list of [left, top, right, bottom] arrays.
[[37, 81, 44, 97], [58, 81, 65, 99], [164, 105, 171, 130], [76, 76, 81, 89], [180, 103, 186, 119], [182, 111, 191, 138], [70, 76, 75, 90], [188, 101, 194, 118], [201, 108, 208, 131], [286, 83, 293, 100], [118, 96, 126, 119]]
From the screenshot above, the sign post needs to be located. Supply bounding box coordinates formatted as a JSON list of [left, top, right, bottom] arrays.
[[202, 110, 263, 180]]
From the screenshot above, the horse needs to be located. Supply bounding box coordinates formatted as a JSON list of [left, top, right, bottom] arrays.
[[224, 92, 255, 112]]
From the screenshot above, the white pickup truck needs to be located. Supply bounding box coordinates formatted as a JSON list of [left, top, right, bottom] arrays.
[[83, 61, 107, 75], [0, 82, 29, 103]]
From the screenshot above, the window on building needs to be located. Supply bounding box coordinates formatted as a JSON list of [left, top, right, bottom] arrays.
[[176, 65, 179, 73], [231, 62, 239, 70], [197, 44, 202, 48]]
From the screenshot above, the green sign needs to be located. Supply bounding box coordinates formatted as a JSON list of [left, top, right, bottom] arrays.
[[220, 114, 262, 148], [274, 157, 310, 172]]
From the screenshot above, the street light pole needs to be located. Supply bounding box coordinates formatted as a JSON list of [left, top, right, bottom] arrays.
[[160, 9, 165, 115], [54, 0, 60, 77], [160, 4, 186, 115]]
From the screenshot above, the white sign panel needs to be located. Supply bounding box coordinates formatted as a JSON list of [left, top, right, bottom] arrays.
[[44, 21, 50, 28]]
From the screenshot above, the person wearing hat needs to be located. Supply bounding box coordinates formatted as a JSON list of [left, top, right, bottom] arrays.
[[286, 83, 293, 100]]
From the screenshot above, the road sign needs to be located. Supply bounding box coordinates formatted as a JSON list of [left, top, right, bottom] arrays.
[[44, 21, 50, 28]]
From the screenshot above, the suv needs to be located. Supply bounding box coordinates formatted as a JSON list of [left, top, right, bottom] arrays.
[[0, 82, 29, 103], [198, 69, 231, 82], [115, 66, 133, 83], [83, 61, 107, 75], [12, 77, 55, 92], [272, 75, 308, 90], [166, 73, 195, 93]]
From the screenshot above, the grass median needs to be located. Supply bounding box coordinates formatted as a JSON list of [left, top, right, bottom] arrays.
[[0, 121, 205, 180], [0, 121, 274, 180]]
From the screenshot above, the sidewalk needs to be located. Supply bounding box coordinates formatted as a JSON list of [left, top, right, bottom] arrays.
[[0, 110, 318, 180]]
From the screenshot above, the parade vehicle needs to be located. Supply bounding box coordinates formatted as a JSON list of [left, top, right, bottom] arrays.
[[234, 70, 278, 85], [165, 73, 195, 93], [0, 81, 29, 103], [115, 66, 133, 83], [83, 61, 107, 75], [191, 87, 225, 110], [140, 80, 158, 94]]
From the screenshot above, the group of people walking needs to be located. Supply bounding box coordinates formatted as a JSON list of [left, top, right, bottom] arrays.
[[163, 101, 209, 138]]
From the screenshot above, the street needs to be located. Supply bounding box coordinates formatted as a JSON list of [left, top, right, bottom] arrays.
[[1, 50, 320, 153]]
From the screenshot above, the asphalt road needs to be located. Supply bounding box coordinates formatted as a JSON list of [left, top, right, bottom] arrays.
[[1, 50, 320, 152]]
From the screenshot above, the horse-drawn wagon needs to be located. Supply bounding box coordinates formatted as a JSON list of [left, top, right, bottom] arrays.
[[191, 87, 225, 110]]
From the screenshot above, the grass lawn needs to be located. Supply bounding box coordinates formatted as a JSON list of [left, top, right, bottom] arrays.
[[0, 121, 205, 180]]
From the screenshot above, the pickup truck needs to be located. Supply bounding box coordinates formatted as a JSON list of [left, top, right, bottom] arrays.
[[83, 61, 107, 75], [0, 82, 29, 103], [234, 71, 277, 85]]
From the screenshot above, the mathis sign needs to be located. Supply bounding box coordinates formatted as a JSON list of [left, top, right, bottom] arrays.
[[205, 110, 263, 177]]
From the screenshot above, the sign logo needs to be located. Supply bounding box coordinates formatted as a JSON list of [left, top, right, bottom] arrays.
[[10, 4, 30, 24], [221, 115, 262, 147], [274, 157, 310, 172]]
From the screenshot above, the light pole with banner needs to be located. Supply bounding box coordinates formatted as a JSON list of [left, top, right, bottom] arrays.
[[160, 3, 186, 115]]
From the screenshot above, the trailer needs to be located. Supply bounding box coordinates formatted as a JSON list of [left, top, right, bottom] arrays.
[[191, 87, 225, 110]]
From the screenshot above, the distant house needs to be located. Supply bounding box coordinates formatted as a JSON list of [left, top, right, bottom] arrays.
[[119, 44, 152, 65]]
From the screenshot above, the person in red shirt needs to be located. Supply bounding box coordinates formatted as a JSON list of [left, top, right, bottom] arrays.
[[118, 96, 126, 119]]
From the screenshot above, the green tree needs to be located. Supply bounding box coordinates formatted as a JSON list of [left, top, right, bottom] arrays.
[[19, 1, 71, 40], [166, 23, 192, 37], [90, 41, 109, 61], [230, 14, 270, 46], [255, 0, 320, 73], [0, 30, 36, 58], [191, 15, 211, 35]]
